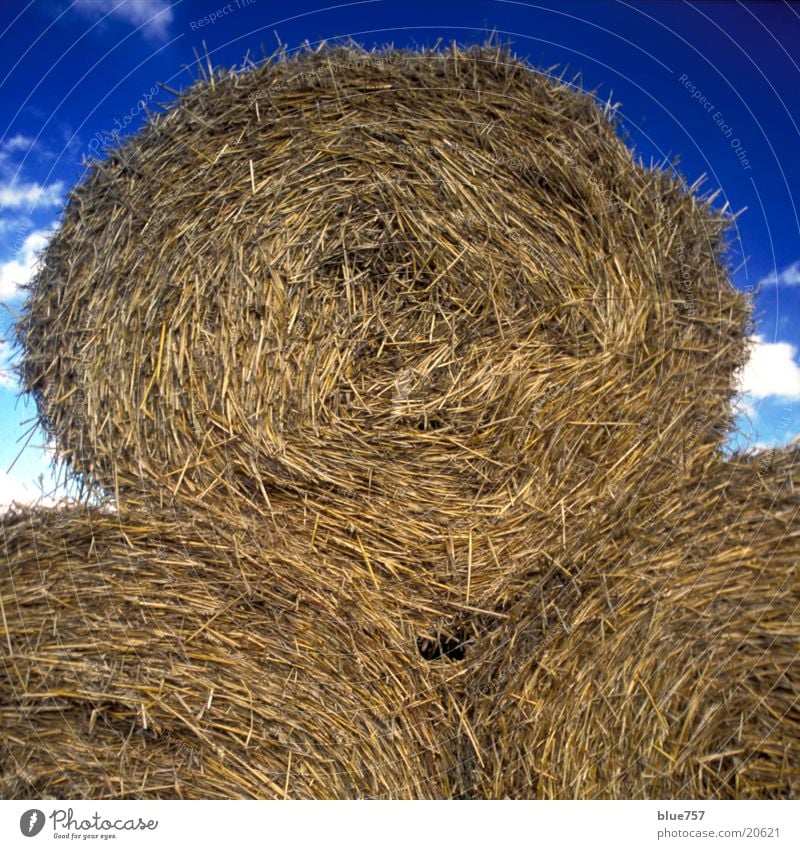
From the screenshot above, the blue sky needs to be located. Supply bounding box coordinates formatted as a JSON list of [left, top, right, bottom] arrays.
[[1, 0, 799, 505]]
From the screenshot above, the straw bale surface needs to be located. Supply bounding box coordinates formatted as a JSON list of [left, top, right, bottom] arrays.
[[0, 506, 465, 799], [17, 42, 747, 526], [3, 451, 797, 799], [4, 41, 794, 802], [465, 450, 800, 798]]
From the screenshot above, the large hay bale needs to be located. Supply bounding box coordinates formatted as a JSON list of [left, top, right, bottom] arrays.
[[6, 448, 795, 800], [18, 41, 746, 529], [7, 40, 791, 802], [0, 506, 463, 799], [466, 450, 800, 798]]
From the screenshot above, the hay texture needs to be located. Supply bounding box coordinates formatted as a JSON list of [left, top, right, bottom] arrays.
[[18, 41, 746, 523], [3, 41, 797, 800], [2, 452, 797, 799], [0, 505, 464, 799], [467, 451, 800, 798]]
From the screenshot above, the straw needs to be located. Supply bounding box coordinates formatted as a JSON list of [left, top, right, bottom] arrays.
[[4, 39, 793, 800]]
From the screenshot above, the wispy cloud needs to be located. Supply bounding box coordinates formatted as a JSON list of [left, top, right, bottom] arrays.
[[0, 229, 51, 300], [0, 216, 30, 234], [758, 260, 800, 288], [0, 135, 34, 159], [0, 136, 37, 185], [0, 337, 18, 390], [74, 0, 174, 41], [0, 469, 56, 508], [737, 335, 800, 400], [0, 181, 63, 210]]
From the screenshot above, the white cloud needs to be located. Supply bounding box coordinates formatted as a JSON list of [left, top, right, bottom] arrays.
[[0, 135, 33, 158], [0, 469, 56, 509], [0, 216, 29, 234], [758, 260, 800, 287], [732, 394, 754, 418], [0, 181, 63, 209], [0, 229, 51, 299], [74, 0, 174, 40], [737, 335, 800, 400], [0, 337, 18, 389]]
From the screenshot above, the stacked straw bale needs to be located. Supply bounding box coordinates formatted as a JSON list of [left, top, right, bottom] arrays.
[[3, 41, 797, 799], [17, 42, 745, 509], [2, 450, 797, 798], [467, 451, 800, 798], [1, 505, 465, 799]]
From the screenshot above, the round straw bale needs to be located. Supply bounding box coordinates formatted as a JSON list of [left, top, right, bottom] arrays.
[[464, 449, 800, 798], [0, 505, 464, 799], [17, 41, 747, 523], [7, 41, 769, 800]]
